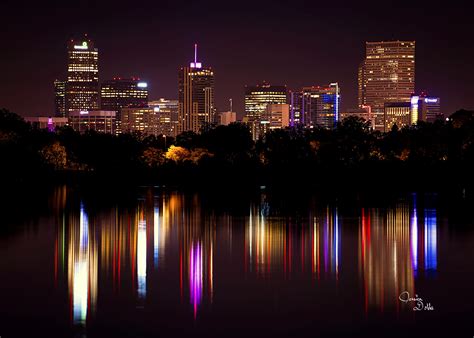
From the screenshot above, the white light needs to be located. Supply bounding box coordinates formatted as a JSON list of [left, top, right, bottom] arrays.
[[153, 107, 160, 112], [80, 111, 89, 115], [74, 41, 88, 50], [137, 82, 148, 88], [411, 96, 419, 104], [424, 98, 438, 103]]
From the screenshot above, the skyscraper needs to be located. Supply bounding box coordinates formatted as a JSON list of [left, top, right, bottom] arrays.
[[65, 36, 99, 114], [358, 41, 415, 131], [101, 78, 148, 111], [178, 44, 215, 134], [54, 80, 66, 117], [290, 84, 341, 129], [101, 78, 148, 133]]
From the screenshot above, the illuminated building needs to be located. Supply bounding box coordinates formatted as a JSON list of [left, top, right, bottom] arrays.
[[68, 110, 116, 134], [218, 111, 237, 126], [148, 98, 179, 136], [265, 103, 290, 129], [54, 80, 66, 117], [340, 105, 374, 127], [358, 41, 415, 131], [290, 84, 341, 129], [178, 44, 215, 134], [65, 36, 100, 114], [384, 102, 411, 130], [100, 78, 148, 133], [25, 116, 68, 131], [122, 107, 174, 136], [244, 82, 287, 140], [410, 93, 442, 123]]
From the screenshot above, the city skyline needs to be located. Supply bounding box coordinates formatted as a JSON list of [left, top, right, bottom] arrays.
[[1, 0, 473, 119]]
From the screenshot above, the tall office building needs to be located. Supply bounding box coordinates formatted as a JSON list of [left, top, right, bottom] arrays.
[[54, 80, 66, 117], [65, 36, 99, 114], [244, 82, 287, 140], [148, 98, 180, 136], [101, 78, 148, 111], [101, 78, 148, 133], [289, 83, 341, 129], [178, 44, 215, 134], [358, 41, 415, 131]]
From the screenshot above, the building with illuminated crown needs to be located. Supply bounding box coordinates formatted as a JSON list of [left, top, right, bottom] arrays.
[[65, 36, 100, 114], [178, 44, 215, 134], [358, 41, 415, 132], [148, 99, 179, 136]]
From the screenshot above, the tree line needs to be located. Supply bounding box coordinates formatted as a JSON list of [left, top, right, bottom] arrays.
[[1, 108, 474, 190]]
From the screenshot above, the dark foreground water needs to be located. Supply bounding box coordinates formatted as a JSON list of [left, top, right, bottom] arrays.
[[0, 186, 473, 337]]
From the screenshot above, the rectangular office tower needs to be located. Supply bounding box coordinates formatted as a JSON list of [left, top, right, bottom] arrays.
[[358, 41, 415, 131], [290, 83, 340, 129], [178, 44, 215, 134], [65, 37, 99, 114], [54, 80, 66, 117], [101, 78, 148, 111], [244, 82, 287, 140]]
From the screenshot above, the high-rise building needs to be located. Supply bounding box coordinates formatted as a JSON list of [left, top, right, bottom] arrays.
[[244, 82, 287, 140], [290, 83, 341, 129], [178, 44, 215, 134], [54, 80, 66, 117], [384, 102, 411, 130], [101, 78, 148, 111], [410, 93, 442, 123], [101, 78, 148, 134], [265, 104, 290, 130], [68, 110, 116, 134], [358, 41, 415, 131], [148, 99, 179, 137], [65, 36, 99, 114]]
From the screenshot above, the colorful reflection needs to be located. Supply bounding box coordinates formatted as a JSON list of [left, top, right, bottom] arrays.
[[359, 203, 438, 312], [245, 206, 340, 279], [68, 204, 98, 325]]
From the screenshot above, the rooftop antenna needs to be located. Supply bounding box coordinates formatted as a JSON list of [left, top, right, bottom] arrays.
[[229, 98, 233, 112], [194, 43, 198, 64]]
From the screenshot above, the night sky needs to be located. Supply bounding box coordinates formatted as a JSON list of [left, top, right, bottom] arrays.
[[1, 0, 473, 118]]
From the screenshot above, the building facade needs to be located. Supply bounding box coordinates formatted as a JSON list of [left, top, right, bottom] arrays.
[[25, 117, 68, 131], [411, 93, 442, 123], [101, 78, 148, 111], [178, 45, 215, 134], [68, 110, 116, 134], [219, 111, 237, 126], [65, 37, 100, 114], [244, 82, 287, 140], [340, 105, 374, 126], [358, 41, 415, 131], [290, 83, 340, 129], [148, 99, 179, 136], [54, 80, 66, 117], [384, 102, 412, 130]]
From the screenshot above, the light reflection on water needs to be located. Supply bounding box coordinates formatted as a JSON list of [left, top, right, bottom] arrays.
[[51, 189, 439, 328]]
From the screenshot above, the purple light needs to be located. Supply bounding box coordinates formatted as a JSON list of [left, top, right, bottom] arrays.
[[47, 117, 54, 132], [189, 242, 202, 318]]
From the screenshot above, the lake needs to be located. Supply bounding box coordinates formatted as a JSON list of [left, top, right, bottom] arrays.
[[0, 186, 473, 337]]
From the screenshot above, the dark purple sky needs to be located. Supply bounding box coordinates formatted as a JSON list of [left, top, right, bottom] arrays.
[[1, 0, 473, 118]]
